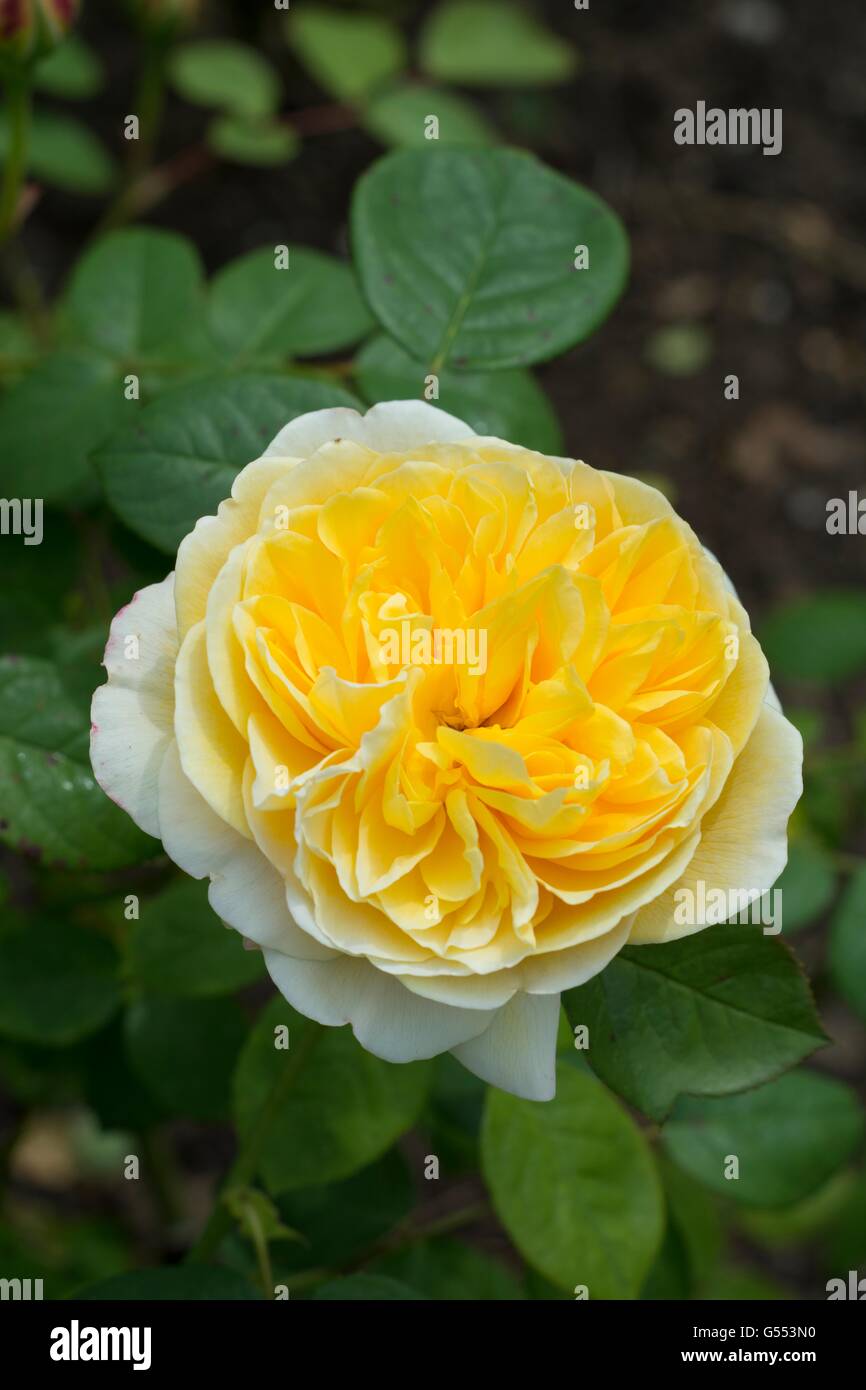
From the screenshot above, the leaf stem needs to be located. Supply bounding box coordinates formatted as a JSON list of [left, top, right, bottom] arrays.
[[0, 73, 32, 245], [98, 33, 168, 234], [186, 1022, 322, 1265]]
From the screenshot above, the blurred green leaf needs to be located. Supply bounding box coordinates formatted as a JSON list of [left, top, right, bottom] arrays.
[[97, 373, 361, 554], [125, 995, 248, 1120], [375, 1236, 524, 1300], [352, 147, 628, 370], [0, 655, 154, 871], [777, 837, 837, 934], [209, 247, 373, 362], [33, 35, 103, 99], [0, 352, 126, 500], [363, 83, 496, 147], [277, 1150, 413, 1270], [700, 1265, 790, 1300], [312, 1273, 423, 1300], [169, 41, 281, 119], [76, 1267, 260, 1299], [287, 5, 406, 103], [355, 334, 563, 452], [760, 593, 866, 683], [481, 1065, 663, 1297], [83, 1016, 166, 1131], [662, 1071, 865, 1207], [207, 113, 299, 166], [828, 862, 866, 1023], [0, 111, 115, 194], [64, 229, 208, 364], [565, 926, 825, 1120], [126, 876, 265, 998], [233, 998, 431, 1194], [420, 1, 577, 87], [0, 921, 120, 1046]]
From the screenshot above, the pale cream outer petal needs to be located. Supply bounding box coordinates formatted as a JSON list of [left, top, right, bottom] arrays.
[[158, 743, 334, 960], [175, 455, 292, 640], [262, 399, 478, 461], [450, 992, 560, 1101], [261, 947, 493, 1064], [628, 702, 803, 944], [90, 574, 177, 839]]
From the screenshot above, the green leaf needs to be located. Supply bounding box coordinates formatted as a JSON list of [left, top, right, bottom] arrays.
[[776, 838, 837, 935], [64, 229, 207, 364], [83, 1017, 166, 1131], [209, 247, 373, 362], [169, 41, 281, 119], [77, 1267, 260, 1300], [828, 863, 866, 1023], [0, 352, 126, 501], [208, 113, 299, 166], [33, 35, 103, 99], [420, 1, 577, 87], [97, 373, 361, 553], [0, 655, 154, 871], [363, 83, 496, 148], [233, 998, 431, 1194], [286, 5, 406, 103], [351, 147, 628, 370], [355, 333, 562, 453], [375, 1237, 524, 1300], [313, 1274, 424, 1300], [126, 876, 265, 998], [0, 921, 120, 1046], [564, 926, 826, 1122], [126, 995, 248, 1121], [0, 111, 115, 194], [277, 1151, 413, 1270], [662, 1071, 865, 1207], [481, 1065, 663, 1297], [760, 592, 866, 683]]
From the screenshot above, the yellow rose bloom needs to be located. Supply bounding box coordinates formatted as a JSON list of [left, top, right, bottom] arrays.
[[91, 401, 802, 1099]]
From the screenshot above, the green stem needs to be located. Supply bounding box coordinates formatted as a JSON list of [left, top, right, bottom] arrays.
[[0, 73, 32, 245], [248, 1208, 275, 1300], [186, 1023, 322, 1265], [98, 34, 168, 234]]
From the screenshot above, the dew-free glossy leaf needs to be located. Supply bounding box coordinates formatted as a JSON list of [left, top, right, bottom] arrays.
[[208, 247, 373, 361], [352, 147, 628, 370], [356, 333, 562, 452], [760, 593, 866, 683], [97, 373, 361, 553], [65, 229, 208, 364], [828, 863, 866, 1023], [481, 1065, 663, 1297], [564, 926, 826, 1121], [0, 353, 126, 500], [126, 995, 248, 1121]]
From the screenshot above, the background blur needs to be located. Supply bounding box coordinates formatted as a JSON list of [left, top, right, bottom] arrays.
[[1, 0, 865, 1301]]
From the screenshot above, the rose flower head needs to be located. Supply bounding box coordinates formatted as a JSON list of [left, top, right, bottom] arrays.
[[92, 402, 802, 1100]]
